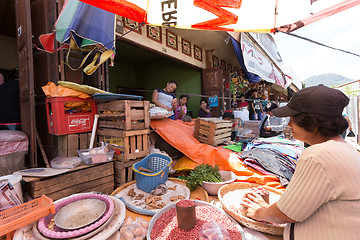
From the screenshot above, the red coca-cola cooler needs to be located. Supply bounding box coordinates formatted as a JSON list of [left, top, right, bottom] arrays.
[[45, 97, 97, 135]]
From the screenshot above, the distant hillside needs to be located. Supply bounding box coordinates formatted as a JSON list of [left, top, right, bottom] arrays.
[[303, 73, 354, 88]]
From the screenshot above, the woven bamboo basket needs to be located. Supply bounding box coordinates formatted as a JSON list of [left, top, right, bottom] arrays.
[[218, 182, 285, 236]]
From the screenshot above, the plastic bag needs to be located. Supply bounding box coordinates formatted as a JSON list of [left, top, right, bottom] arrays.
[[0, 180, 22, 211], [0, 130, 28, 156], [41, 82, 90, 99], [199, 220, 231, 240], [149, 107, 173, 120], [120, 217, 149, 240], [50, 156, 82, 169]]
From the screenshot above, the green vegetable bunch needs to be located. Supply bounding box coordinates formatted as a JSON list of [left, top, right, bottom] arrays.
[[179, 164, 223, 191]]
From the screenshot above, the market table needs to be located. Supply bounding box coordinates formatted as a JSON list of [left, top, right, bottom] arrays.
[[111, 178, 282, 240]]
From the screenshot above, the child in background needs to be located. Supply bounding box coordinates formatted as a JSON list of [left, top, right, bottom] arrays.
[[198, 99, 211, 118], [174, 95, 189, 120]]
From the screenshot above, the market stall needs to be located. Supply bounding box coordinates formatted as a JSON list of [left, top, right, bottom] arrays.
[[1, 79, 301, 240]]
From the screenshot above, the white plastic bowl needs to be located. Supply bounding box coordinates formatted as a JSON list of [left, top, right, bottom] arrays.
[[54, 198, 107, 230], [201, 170, 237, 196]]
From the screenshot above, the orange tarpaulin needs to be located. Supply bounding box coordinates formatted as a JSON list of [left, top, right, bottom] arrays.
[[151, 118, 284, 190]]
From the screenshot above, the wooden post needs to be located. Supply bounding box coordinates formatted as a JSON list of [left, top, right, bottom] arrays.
[[208, 122, 216, 145], [194, 118, 200, 139]]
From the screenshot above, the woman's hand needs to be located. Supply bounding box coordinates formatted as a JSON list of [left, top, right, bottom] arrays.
[[241, 192, 296, 224], [264, 126, 271, 131], [240, 192, 269, 221]]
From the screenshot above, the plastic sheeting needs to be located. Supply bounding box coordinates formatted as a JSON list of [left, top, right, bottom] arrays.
[[151, 119, 284, 189], [0, 130, 28, 156]]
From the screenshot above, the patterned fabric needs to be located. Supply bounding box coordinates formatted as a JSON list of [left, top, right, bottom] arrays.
[[149, 107, 173, 119]]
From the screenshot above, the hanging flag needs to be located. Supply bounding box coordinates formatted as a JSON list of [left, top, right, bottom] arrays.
[[79, 0, 360, 33]]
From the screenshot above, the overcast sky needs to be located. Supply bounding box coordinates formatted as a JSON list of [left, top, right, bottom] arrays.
[[272, 4, 360, 82]]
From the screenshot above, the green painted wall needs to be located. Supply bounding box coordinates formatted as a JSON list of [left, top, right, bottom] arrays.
[[108, 61, 137, 91], [109, 41, 203, 117]]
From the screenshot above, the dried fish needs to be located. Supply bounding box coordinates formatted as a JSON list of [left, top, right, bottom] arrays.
[[151, 185, 168, 196]]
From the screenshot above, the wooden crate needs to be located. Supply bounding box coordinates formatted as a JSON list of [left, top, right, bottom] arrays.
[[23, 162, 114, 201], [57, 133, 91, 157], [97, 100, 150, 130], [114, 159, 142, 187], [97, 128, 150, 162], [194, 118, 233, 146]]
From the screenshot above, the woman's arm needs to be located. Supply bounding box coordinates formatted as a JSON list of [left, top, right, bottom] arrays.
[[241, 192, 296, 224], [201, 105, 210, 113], [345, 116, 352, 130], [152, 90, 172, 111], [178, 106, 187, 119]]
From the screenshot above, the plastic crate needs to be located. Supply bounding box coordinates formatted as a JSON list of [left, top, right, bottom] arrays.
[[0, 195, 55, 237], [132, 153, 172, 193], [77, 149, 115, 165], [45, 97, 97, 135]]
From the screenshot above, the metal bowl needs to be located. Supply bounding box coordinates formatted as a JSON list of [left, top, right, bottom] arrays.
[[54, 199, 107, 230]]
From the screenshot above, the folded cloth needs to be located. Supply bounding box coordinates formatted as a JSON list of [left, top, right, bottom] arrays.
[[240, 148, 296, 187], [224, 143, 243, 152]]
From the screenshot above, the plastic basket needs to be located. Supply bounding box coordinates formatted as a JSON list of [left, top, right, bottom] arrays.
[[77, 149, 115, 165], [132, 153, 172, 193], [0, 195, 55, 236]]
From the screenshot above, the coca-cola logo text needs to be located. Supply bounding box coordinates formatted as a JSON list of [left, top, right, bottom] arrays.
[[68, 116, 90, 130]]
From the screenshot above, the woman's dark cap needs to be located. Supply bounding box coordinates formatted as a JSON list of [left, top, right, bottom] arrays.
[[265, 102, 278, 112], [272, 85, 349, 117]]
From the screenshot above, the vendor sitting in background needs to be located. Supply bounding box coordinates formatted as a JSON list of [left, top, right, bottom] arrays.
[[259, 102, 289, 138], [198, 99, 211, 118]]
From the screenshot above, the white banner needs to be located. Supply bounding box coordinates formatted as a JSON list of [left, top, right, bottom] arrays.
[[81, 0, 358, 33], [241, 33, 287, 88]]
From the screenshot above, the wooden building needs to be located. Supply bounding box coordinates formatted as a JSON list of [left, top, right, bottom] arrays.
[[0, 0, 299, 168]]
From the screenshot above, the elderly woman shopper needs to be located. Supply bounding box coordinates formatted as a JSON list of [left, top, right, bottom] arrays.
[[241, 85, 360, 240]]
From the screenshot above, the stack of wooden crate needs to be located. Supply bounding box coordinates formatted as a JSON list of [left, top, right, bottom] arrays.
[[22, 133, 116, 200], [23, 161, 114, 201], [57, 133, 91, 157], [194, 118, 233, 146], [97, 100, 151, 187]]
